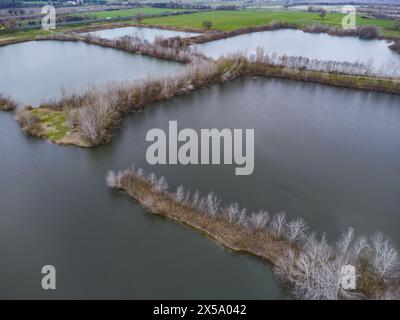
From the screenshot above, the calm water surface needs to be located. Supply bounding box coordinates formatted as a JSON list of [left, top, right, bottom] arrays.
[[1, 33, 400, 298], [0, 40, 183, 106], [1, 76, 400, 298], [196, 29, 400, 69], [85, 27, 200, 42]]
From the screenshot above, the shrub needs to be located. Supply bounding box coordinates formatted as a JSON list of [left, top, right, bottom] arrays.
[[0, 94, 17, 112], [202, 20, 213, 30], [358, 25, 380, 39], [15, 107, 41, 135], [319, 9, 327, 20]]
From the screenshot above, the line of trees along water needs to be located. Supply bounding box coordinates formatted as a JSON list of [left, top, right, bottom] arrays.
[[106, 165, 400, 300]]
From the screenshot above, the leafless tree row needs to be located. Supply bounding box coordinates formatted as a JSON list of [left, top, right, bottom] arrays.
[[106, 165, 400, 300], [62, 33, 200, 64], [303, 24, 380, 40], [246, 48, 400, 78]]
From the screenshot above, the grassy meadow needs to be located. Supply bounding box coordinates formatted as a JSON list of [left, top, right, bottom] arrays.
[[88, 7, 188, 19], [143, 9, 400, 37]]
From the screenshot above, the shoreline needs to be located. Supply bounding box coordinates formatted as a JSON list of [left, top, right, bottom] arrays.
[[106, 166, 400, 300], [110, 169, 292, 266]]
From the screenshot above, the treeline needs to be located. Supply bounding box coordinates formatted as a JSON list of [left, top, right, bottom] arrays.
[[185, 21, 386, 50], [47, 33, 198, 63], [150, 2, 211, 10], [303, 23, 380, 40], [106, 165, 400, 300], [246, 48, 400, 78]]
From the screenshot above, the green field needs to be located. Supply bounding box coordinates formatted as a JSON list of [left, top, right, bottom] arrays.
[[2, 8, 400, 45], [143, 10, 400, 37], [88, 7, 188, 19]]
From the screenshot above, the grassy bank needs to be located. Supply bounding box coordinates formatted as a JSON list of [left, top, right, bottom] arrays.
[[15, 107, 92, 147], [143, 9, 400, 38], [106, 165, 400, 299]]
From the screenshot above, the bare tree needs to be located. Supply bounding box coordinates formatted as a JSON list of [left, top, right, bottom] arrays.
[[205, 192, 220, 217], [175, 186, 185, 202], [106, 170, 118, 188], [237, 207, 247, 227], [370, 232, 399, 281], [286, 218, 308, 243], [270, 212, 287, 237], [136, 168, 145, 177], [76, 93, 120, 145], [147, 172, 157, 185], [224, 203, 239, 223], [249, 210, 269, 231], [154, 176, 169, 192], [191, 190, 201, 208]]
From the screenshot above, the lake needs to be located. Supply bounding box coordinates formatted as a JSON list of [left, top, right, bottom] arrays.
[[1, 76, 400, 298], [196, 29, 400, 70], [0, 40, 183, 106], [84, 26, 200, 42]]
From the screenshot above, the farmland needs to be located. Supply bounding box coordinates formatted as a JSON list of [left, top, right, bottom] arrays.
[[143, 9, 400, 37]]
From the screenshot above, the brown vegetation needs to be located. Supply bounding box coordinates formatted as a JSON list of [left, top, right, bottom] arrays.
[[45, 33, 201, 64], [0, 94, 17, 111], [106, 166, 400, 300], [15, 106, 41, 134]]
